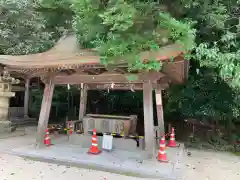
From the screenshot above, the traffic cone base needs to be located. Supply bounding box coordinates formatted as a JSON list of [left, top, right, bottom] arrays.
[[157, 136, 168, 163], [158, 151, 168, 163], [44, 129, 52, 146], [88, 146, 102, 155], [168, 140, 177, 147], [88, 128, 101, 155], [44, 137, 53, 146]]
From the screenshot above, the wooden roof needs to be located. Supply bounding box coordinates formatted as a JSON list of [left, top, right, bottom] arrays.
[[0, 35, 184, 69], [0, 35, 189, 86]]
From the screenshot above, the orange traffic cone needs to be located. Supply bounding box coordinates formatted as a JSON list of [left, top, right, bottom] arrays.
[[167, 127, 177, 147], [88, 128, 101, 155], [69, 128, 73, 135], [44, 129, 51, 146], [68, 121, 73, 135], [157, 136, 168, 162]]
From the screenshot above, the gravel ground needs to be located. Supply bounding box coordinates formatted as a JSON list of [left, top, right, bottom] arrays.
[[0, 150, 240, 180], [177, 149, 240, 180]]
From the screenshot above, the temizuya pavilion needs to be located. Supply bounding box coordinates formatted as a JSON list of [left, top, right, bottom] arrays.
[[0, 35, 189, 157]]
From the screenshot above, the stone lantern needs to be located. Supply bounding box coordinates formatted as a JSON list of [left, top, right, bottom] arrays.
[[0, 67, 20, 133]]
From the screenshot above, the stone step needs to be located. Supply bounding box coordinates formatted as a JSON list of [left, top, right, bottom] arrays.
[[0, 129, 26, 139], [11, 120, 37, 127], [0, 121, 16, 133]]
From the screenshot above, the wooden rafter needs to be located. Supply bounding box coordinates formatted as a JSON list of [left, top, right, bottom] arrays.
[[83, 68, 103, 75], [53, 72, 165, 84], [114, 67, 127, 74]]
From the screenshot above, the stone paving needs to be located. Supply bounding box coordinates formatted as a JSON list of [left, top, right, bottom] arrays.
[[0, 153, 157, 180], [5, 134, 183, 179]]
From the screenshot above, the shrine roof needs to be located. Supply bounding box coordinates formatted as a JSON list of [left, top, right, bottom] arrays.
[[0, 35, 184, 69]]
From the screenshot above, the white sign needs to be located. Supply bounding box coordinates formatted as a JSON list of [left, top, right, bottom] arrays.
[[102, 134, 113, 151], [156, 93, 162, 105]]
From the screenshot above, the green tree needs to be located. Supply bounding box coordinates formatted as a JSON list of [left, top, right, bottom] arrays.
[[175, 0, 240, 88], [71, 0, 196, 70], [0, 0, 54, 55], [166, 68, 240, 121]]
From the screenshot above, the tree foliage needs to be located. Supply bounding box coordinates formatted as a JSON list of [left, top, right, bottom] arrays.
[[161, 0, 240, 128], [165, 68, 240, 122], [177, 0, 240, 88], [71, 0, 195, 71], [0, 0, 54, 54]]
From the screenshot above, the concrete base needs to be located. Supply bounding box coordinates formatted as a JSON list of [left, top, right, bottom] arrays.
[[0, 120, 16, 133], [0, 128, 26, 139], [5, 135, 185, 179], [10, 117, 37, 127], [69, 134, 138, 151]]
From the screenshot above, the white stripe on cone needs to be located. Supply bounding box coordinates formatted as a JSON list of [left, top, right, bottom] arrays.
[[158, 150, 165, 155]]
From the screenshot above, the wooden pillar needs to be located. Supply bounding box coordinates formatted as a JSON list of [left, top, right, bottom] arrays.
[[143, 82, 155, 158], [36, 81, 55, 147], [155, 88, 165, 137], [24, 78, 30, 118], [79, 84, 88, 134], [78, 83, 88, 120]]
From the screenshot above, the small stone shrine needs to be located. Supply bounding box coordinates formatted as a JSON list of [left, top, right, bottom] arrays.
[[0, 67, 20, 133]]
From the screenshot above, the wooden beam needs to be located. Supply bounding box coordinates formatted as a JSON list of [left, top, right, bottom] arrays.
[[36, 80, 55, 147], [184, 59, 190, 80], [53, 72, 165, 84], [84, 69, 101, 75], [155, 88, 165, 137], [87, 83, 169, 90], [98, 71, 122, 75], [105, 67, 127, 74], [7, 68, 28, 79], [114, 68, 127, 74], [88, 83, 142, 91], [12, 85, 25, 91], [24, 78, 30, 118], [40, 70, 60, 83], [143, 82, 155, 158], [28, 69, 44, 78]]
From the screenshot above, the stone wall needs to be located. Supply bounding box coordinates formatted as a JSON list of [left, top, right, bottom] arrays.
[[8, 107, 24, 119]]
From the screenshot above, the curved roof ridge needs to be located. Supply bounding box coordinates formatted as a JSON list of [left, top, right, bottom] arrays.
[[0, 35, 184, 69]]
